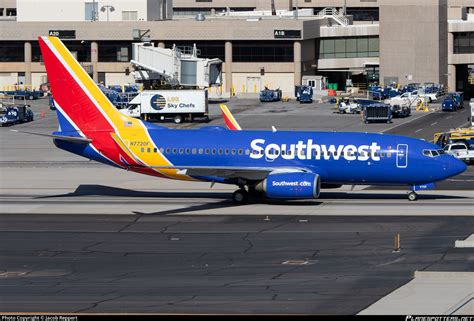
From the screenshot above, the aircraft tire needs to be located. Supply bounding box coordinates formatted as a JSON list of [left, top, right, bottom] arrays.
[[408, 192, 418, 201], [232, 189, 248, 205], [174, 115, 183, 124]]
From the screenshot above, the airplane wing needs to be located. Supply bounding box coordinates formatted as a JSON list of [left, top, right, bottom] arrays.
[[141, 165, 311, 181], [219, 104, 242, 130], [10, 130, 91, 143]]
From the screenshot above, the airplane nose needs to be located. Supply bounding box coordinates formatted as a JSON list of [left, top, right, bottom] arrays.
[[449, 158, 467, 177]]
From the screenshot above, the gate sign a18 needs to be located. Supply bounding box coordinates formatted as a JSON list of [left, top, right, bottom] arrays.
[[274, 30, 301, 39]]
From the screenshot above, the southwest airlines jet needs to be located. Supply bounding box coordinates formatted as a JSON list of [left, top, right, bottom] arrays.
[[24, 36, 467, 204]]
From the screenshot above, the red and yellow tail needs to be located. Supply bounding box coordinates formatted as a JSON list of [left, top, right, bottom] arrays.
[[39, 36, 186, 179]]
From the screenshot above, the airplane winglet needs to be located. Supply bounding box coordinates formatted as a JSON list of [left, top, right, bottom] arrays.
[[219, 104, 242, 131]]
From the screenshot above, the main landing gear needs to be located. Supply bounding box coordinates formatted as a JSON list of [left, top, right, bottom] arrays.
[[408, 191, 418, 201], [232, 188, 249, 205]]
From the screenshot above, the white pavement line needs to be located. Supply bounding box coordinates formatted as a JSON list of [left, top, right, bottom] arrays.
[[359, 271, 474, 315], [380, 112, 434, 134], [447, 115, 453, 119], [455, 234, 474, 248], [431, 122, 438, 126], [415, 129, 423, 133]]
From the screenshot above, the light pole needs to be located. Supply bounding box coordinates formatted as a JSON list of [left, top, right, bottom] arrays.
[[101, 5, 115, 22]]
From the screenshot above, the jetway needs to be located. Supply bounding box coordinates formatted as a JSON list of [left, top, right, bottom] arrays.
[[131, 42, 223, 90]]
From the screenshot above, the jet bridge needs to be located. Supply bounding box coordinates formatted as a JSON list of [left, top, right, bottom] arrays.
[[131, 42, 223, 90]]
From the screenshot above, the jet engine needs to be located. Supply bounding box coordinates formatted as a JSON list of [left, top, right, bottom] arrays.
[[255, 172, 321, 199]]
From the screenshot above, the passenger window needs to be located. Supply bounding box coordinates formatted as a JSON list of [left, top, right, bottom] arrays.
[[192, 148, 197, 154], [238, 149, 243, 155], [205, 148, 210, 154], [141, 148, 144, 153], [159, 147, 164, 153], [172, 148, 177, 154], [186, 148, 191, 154], [198, 148, 203, 155], [432, 150, 439, 156], [166, 148, 170, 154], [212, 149, 217, 155], [245, 149, 250, 155], [179, 148, 184, 154], [218, 149, 223, 155]]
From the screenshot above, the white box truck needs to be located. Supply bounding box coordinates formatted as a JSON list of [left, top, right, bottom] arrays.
[[120, 90, 208, 124]]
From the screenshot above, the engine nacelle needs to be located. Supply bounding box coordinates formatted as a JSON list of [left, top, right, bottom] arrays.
[[255, 172, 321, 200]]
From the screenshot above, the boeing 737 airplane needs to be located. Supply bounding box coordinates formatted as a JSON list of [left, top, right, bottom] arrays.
[[18, 36, 467, 204]]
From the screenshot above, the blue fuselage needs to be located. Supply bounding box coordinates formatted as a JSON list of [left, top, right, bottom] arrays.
[[142, 126, 466, 186]]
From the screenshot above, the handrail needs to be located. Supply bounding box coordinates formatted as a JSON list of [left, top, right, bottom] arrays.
[[317, 7, 349, 26]]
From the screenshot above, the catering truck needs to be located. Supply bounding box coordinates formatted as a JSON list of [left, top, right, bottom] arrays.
[[120, 90, 208, 124]]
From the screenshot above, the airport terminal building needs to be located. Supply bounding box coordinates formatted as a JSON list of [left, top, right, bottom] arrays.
[[0, 0, 474, 97]]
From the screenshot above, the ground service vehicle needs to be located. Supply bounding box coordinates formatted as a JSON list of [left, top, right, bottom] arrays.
[[259, 88, 282, 102], [391, 105, 411, 118], [0, 105, 34, 126], [17, 36, 467, 204], [363, 105, 392, 124], [337, 98, 362, 114], [434, 127, 474, 148], [443, 143, 474, 164], [442, 92, 464, 111], [297, 86, 313, 104], [120, 90, 208, 124], [1, 89, 43, 100]]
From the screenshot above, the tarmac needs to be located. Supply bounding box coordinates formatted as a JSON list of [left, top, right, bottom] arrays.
[[0, 97, 473, 314]]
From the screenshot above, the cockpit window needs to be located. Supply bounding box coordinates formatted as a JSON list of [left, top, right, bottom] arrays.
[[423, 149, 442, 157]]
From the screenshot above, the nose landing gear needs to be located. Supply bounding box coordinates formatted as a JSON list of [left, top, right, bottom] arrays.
[[408, 191, 418, 201]]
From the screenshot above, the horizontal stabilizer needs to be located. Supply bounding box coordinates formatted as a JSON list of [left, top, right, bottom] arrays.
[[10, 130, 91, 143]]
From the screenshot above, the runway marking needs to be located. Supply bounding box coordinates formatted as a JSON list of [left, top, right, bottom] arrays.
[[415, 129, 423, 133], [446, 116, 453, 119], [431, 122, 438, 126]]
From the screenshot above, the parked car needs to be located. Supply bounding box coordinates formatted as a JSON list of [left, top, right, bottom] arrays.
[[444, 143, 474, 164]]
